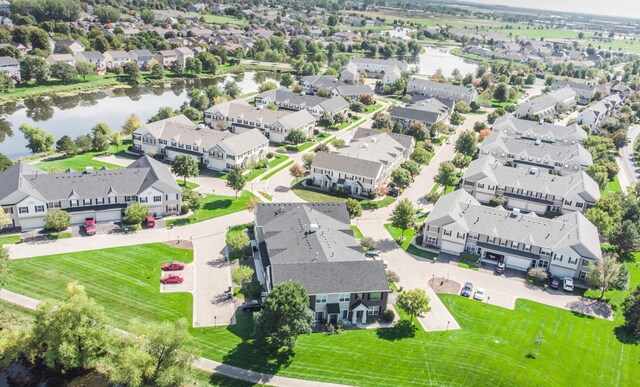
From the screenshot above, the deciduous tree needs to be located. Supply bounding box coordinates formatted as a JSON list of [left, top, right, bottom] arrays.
[[396, 288, 431, 322], [122, 113, 142, 136], [346, 198, 362, 218], [289, 162, 306, 178], [123, 203, 151, 225], [43, 210, 71, 232], [285, 129, 307, 145], [232, 266, 254, 290], [434, 161, 458, 187], [19, 123, 54, 153], [586, 254, 622, 299], [389, 198, 417, 240], [226, 166, 246, 199], [171, 155, 199, 186]]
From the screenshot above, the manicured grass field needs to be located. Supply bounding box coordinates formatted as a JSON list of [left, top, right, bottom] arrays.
[[291, 179, 396, 210], [0, 234, 22, 247], [604, 176, 622, 195], [385, 224, 438, 261], [260, 160, 294, 181], [350, 225, 364, 239], [8, 245, 640, 387], [364, 103, 383, 114], [178, 180, 200, 190], [166, 191, 255, 227], [34, 142, 135, 172]]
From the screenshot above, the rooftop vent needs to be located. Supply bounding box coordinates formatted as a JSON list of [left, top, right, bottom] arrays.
[[534, 139, 541, 146], [360, 143, 369, 150], [529, 167, 538, 175], [510, 208, 521, 218], [370, 137, 378, 144]]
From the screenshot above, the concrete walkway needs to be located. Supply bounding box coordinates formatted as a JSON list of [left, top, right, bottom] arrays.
[[0, 289, 349, 387]]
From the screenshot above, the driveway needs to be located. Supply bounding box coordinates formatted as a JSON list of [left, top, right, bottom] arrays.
[[160, 263, 195, 293]]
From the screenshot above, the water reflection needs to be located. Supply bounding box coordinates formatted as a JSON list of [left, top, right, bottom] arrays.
[[417, 46, 479, 77], [0, 71, 282, 159]]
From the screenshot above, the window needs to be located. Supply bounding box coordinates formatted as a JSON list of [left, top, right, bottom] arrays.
[[576, 202, 583, 208], [315, 311, 324, 321], [226, 154, 236, 160], [339, 294, 349, 302], [523, 244, 531, 252], [316, 295, 328, 303], [70, 200, 79, 207], [355, 293, 365, 300], [83, 199, 92, 205], [154, 196, 162, 203], [34, 205, 44, 213], [96, 198, 104, 205], [367, 306, 380, 315], [554, 254, 563, 262], [540, 249, 551, 257], [444, 229, 452, 236], [369, 292, 382, 301], [487, 236, 495, 244], [341, 309, 348, 319], [139, 197, 148, 203], [468, 232, 478, 240], [18, 207, 28, 214], [511, 241, 519, 249], [568, 257, 578, 265], [426, 236, 438, 245]]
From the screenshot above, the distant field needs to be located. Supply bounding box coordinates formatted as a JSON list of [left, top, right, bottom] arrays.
[[191, 12, 248, 26]]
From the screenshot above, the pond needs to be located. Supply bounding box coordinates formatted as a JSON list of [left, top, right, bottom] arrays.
[[417, 46, 479, 77], [0, 71, 282, 160]]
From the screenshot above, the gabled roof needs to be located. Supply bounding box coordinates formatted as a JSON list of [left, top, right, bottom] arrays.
[[492, 115, 588, 143], [218, 129, 268, 155]]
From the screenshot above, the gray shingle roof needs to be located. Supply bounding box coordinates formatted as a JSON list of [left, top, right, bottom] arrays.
[[390, 106, 442, 124], [313, 151, 383, 179], [219, 129, 268, 155], [492, 115, 588, 143]]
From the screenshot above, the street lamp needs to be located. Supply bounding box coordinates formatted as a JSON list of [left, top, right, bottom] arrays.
[[486, 296, 490, 305], [446, 320, 450, 333]]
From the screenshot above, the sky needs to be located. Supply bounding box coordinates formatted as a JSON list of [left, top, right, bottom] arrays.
[[461, 0, 640, 19]]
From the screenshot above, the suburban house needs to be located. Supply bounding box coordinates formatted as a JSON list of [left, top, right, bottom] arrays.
[[406, 77, 478, 104], [514, 87, 576, 119], [103, 50, 132, 68], [75, 51, 106, 74], [174, 47, 194, 66], [300, 75, 374, 99], [422, 189, 602, 279], [577, 94, 623, 131], [132, 115, 269, 172], [54, 40, 85, 55], [310, 128, 415, 197], [129, 49, 155, 69], [551, 79, 596, 105], [492, 115, 588, 144], [390, 98, 454, 129], [253, 87, 349, 118], [46, 54, 75, 66], [0, 155, 182, 231], [203, 101, 316, 144], [154, 50, 179, 67], [253, 202, 390, 324], [461, 155, 600, 215], [0, 56, 20, 80], [479, 130, 593, 175], [340, 58, 408, 85]]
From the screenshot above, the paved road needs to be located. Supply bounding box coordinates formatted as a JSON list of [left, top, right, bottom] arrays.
[[619, 124, 640, 191], [0, 289, 349, 387]]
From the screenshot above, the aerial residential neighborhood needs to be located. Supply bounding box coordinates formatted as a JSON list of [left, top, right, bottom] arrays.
[[0, 0, 640, 386]]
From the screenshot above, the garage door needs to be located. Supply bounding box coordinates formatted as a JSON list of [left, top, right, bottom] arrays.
[[549, 265, 576, 279], [19, 217, 44, 231], [96, 209, 121, 223], [505, 256, 531, 271], [440, 240, 464, 254], [71, 212, 94, 225]]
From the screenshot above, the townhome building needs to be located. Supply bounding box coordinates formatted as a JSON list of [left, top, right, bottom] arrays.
[[340, 58, 407, 85], [132, 115, 269, 172], [406, 77, 478, 104], [54, 40, 85, 55], [203, 101, 316, 144], [479, 130, 593, 175], [254, 202, 389, 324], [390, 97, 454, 129], [514, 87, 576, 119], [128, 49, 155, 69], [461, 155, 600, 215], [577, 94, 623, 131], [300, 75, 374, 99], [0, 56, 20, 80], [0, 155, 182, 231], [492, 115, 588, 144], [103, 50, 132, 68], [0, 42, 27, 57], [173, 47, 194, 66], [310, 128, 415, 197], [74, 51, 106, 74], [551, 79, 597, 105], [422, 189, 602, 279], [153, 50, 178, 68], [254, 87, 349, 118]]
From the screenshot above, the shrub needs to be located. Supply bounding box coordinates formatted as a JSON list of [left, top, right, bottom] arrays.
[[382, 309, 395, 323], [266, 152, 274, 158], [249, 281, 263, 298], [386, 269, 400, 283], [528, 267, 549, 282]]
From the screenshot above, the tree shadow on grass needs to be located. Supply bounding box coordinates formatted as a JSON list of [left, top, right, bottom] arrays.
[[204, 199, 233, 211], [221, 339, 294, 380], [376, 320, 417, 341], [209, 372, 260, 387], [614, 325, 640, 345]]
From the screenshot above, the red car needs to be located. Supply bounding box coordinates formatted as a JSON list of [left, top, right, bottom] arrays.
[[84, 219, 97, 236], [161, 274, 184, 284], [161, 262, 185, 271], [145, 215, 156, 228]]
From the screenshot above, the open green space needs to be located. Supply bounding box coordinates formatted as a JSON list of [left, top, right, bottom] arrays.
[[364, 103, 383, 114], [34, 141, 135, 173], [8, 243, 640, 387], [291, 179, 395, 210], [0, 73, 124, 103], [243, 154, 289, 181], [166, 191, 254, 227], [585, 252, 640, 312], [190, 12, 249, 26], [604, 176, 622, 195], [384, 224, 438, 261], [0, 235, 22, 247], [178, 180, 200, 190], [350, 225, 364, 239], [260, 160, 294, 181]]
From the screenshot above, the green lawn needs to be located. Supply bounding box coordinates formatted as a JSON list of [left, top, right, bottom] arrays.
[[260, 160, 294, 181], [384, 224, 438, 261], [0, 234, 22, 247], [8, 243, 640, 387], [585, 252, 640, 311], [285, 133, 331, 152], [350, 225, 364, 239], [604, 176, 622, 195], [292, 179, 396, 210], [46, 232, 72, 240], [178, 180, 200, 190], [364, 103, 383, 114], [191, 12, 248, 26], [360, 196, 396, 210], [166, 191, 254, 227], [0, 74, 124, 102], [35, 142, 134, 172], [243, 155, 289, 181]]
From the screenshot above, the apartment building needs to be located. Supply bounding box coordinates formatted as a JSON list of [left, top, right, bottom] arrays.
[[406, 77, 478, 104]]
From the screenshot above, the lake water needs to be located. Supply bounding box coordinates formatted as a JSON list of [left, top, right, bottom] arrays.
[[0, 71, 282, 159], [417, 46, 479, 77]]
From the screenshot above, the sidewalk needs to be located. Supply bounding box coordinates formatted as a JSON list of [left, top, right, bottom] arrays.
[[0, 289, 350, 387]]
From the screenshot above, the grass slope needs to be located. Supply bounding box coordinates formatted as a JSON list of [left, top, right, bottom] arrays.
[[167, 191, 254, 227], [35, 142, 135, 172]]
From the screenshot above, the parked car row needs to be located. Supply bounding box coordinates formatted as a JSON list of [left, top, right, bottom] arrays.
[[160, 261, 185, 284]]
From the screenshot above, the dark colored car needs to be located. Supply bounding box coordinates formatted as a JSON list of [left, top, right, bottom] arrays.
[[389, 188, 400, 197], [364, 250, 380, 258], [461, 282, 473, 297], [495, 261, 506, 274], [162, 262, 185, 271], [242, 300, 262, 312], [84, 219, 97, 236], [550, 277, 561, 290], [161, 274, 184, 284]]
